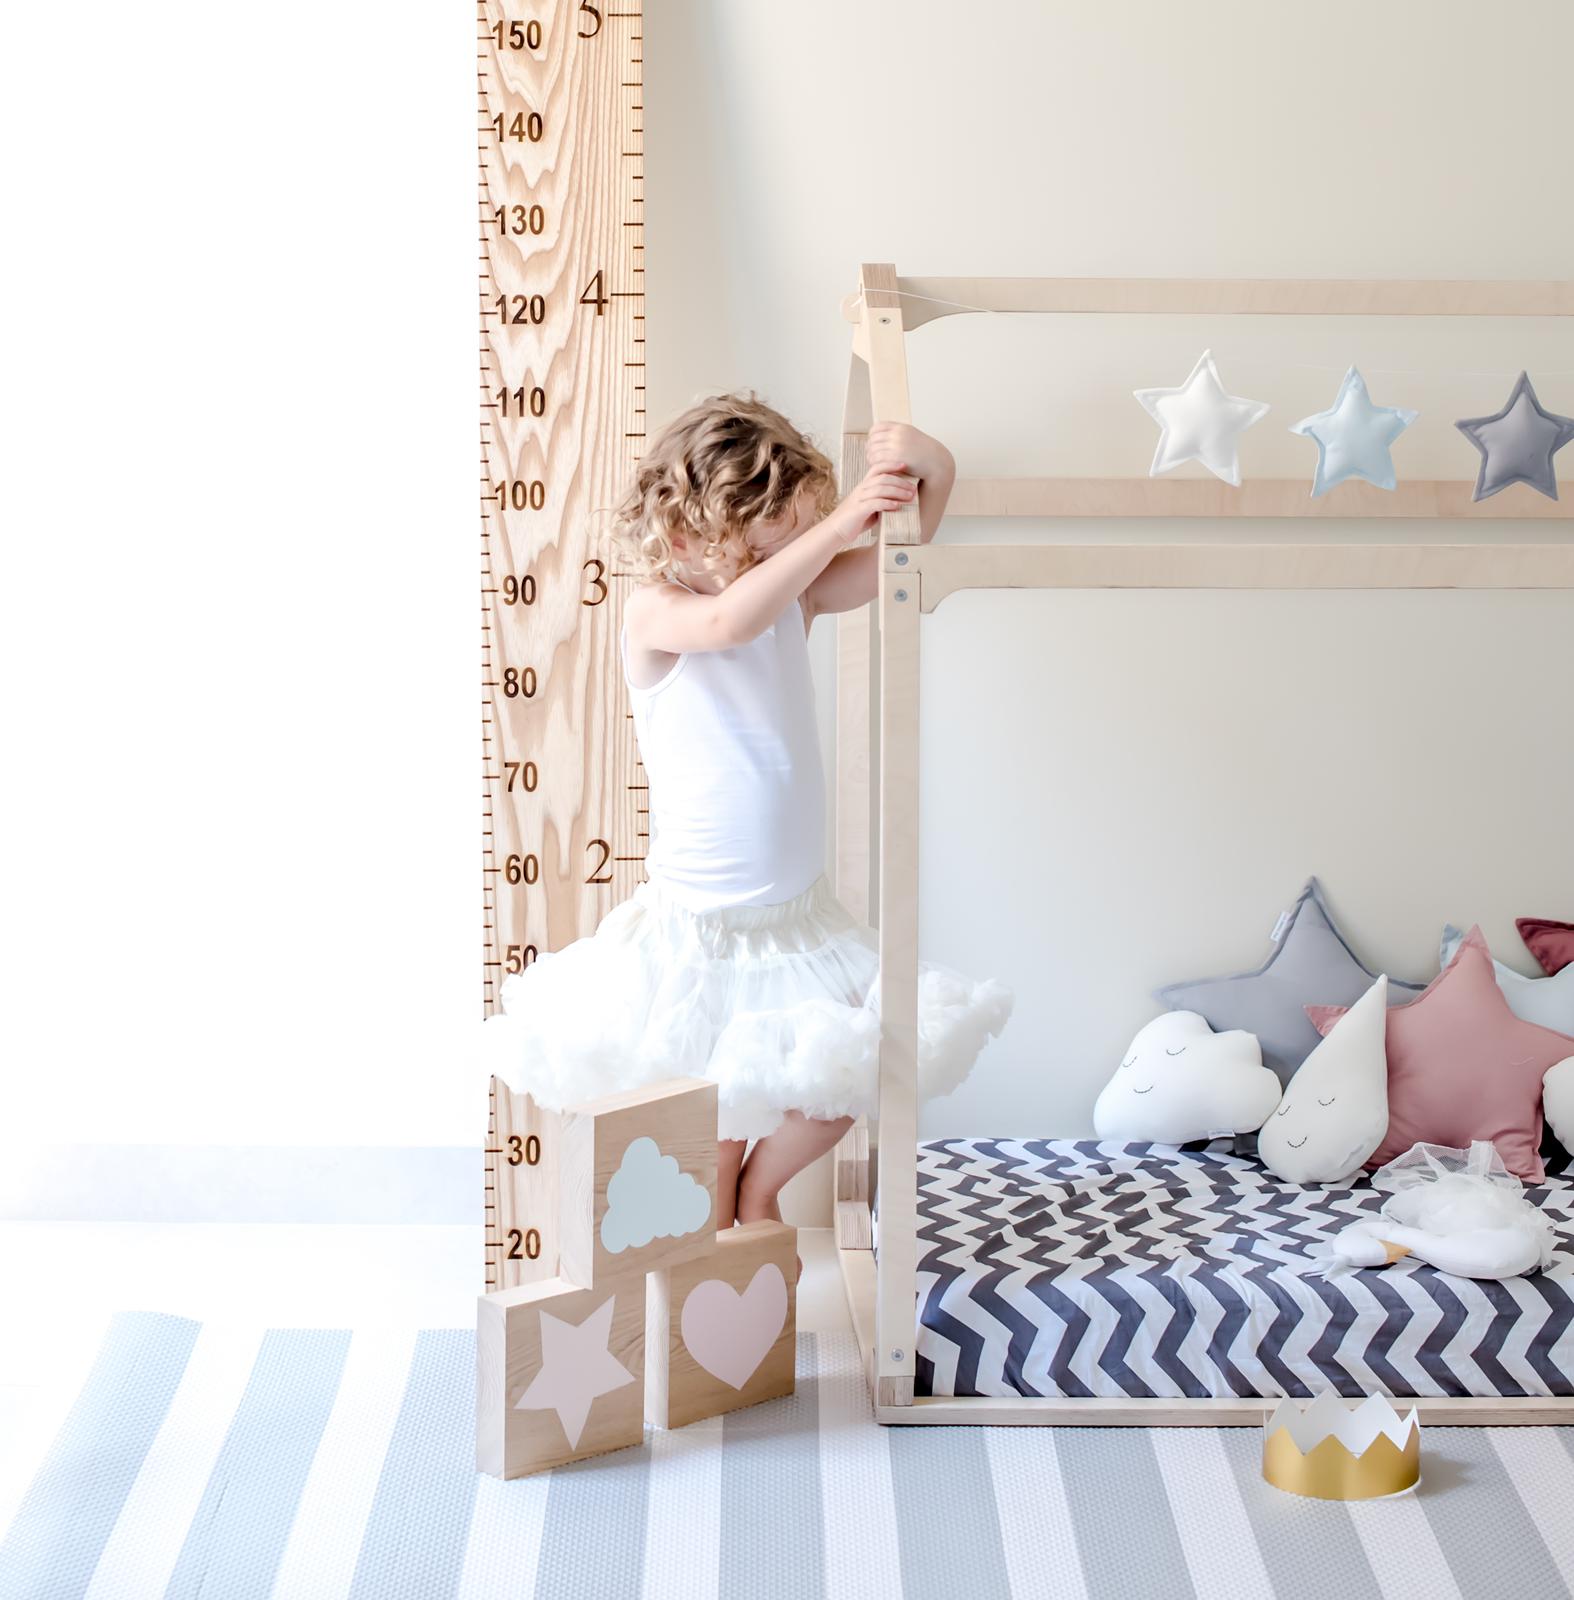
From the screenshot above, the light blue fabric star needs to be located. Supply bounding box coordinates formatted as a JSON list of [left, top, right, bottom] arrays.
[[1455, 370, 1574, 501], [1288, 366, 1418, 496]]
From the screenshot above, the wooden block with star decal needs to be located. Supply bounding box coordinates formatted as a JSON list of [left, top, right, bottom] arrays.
[[645, 1219, 797, 1429], [476, 1273, 645, 1478], [558, 1077, 719, 1290]]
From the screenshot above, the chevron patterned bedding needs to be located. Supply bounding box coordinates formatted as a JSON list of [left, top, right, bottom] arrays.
[[908, 1137, 1574, 1401]]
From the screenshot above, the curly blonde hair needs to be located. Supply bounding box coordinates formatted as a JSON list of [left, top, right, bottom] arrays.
[[604, 391, 840, 584]]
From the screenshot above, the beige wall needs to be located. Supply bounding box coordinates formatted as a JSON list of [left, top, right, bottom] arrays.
[[647, 0, 1574, 1186]]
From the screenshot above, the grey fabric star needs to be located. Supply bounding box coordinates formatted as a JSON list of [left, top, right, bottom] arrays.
[[1455, 371, 1574, 502], [1152, 876, 1427, 1089]]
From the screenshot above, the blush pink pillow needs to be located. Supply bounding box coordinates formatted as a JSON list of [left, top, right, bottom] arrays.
[[1306, 925, 1574, 1183], [1519, 917, 1574, 978]]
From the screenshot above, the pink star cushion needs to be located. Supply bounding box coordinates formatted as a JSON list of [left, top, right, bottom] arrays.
[[1519, 917, 1574, 978], [1306, 925, 1574, 1182]]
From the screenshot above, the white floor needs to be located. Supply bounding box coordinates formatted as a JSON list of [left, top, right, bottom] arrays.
[[0, 1219, 853, 1528]]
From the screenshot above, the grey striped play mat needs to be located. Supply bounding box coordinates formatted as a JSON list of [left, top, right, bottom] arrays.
[[3, 1312, 1574, 1599]]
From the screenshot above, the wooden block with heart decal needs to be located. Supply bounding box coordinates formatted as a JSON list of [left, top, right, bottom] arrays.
[[558, 1076, 719, 1290], [645, 1219, 797, 1429], [477, 1273, 646, 1479]]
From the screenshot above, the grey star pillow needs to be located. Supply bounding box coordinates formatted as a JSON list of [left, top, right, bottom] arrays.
[[1455, 370, 1574, 501], [1153, 876, 1428, 1089]]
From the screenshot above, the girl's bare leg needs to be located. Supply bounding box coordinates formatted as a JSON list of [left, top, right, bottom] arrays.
[[736, 1111, 853, 1276], [716, 1137, 748, 1229]]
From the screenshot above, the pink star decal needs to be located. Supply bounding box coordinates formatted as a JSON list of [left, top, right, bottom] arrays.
[[515, 1294, 636, 1450]]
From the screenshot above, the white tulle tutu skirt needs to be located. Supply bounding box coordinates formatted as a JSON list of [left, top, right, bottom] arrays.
[[479, 871, 1014, 1141]]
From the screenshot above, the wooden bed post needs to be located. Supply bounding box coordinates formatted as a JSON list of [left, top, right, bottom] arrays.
[[835, 355, 877, 927], [832, 345, 881, 1255], [856, 263, 923, 1409]]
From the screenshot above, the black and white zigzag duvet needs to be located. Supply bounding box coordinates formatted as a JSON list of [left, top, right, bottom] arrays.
[[908, 1138, 1574, 1400]]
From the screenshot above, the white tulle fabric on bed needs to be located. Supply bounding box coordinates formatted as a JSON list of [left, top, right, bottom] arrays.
[[479, 871, 1014, 1140], [1307, 1140, 1559, 1280], [1373, 1140, 1556, 1250]]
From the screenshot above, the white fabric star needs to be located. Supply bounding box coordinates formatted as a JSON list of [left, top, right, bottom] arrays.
[[1134, 349, 1270, 486], [515, 1294, 636, 1450]]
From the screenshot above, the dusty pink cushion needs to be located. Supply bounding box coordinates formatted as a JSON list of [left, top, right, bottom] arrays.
[[1306, 925, 1574, 1182], [1520, 917, 1574, 978]]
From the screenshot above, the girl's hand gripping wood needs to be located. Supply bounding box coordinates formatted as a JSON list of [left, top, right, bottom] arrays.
[[801, 427, 956, 621]]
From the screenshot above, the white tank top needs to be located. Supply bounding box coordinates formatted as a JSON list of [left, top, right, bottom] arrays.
[[620, 580, 826, 911]]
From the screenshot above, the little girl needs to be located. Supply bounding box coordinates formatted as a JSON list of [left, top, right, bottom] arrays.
[[481, 391, 1014, 1235]]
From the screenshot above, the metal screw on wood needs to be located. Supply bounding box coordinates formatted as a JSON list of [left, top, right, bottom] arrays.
[[891, 1348, 905, 1362], [895, 551, 908, 565], [894, 588, 908, 603]]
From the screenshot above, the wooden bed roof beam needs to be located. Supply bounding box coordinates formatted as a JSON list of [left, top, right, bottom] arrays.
[[843, 275, 1574, 327]]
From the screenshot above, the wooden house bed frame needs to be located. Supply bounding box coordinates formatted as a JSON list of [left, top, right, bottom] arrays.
[[831, 262, 1574, 1426]]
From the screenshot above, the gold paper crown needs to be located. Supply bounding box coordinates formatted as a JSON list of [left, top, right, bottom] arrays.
[[1262, 1393, 1420, 1501]]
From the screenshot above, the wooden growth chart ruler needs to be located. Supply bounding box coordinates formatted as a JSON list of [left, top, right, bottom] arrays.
[[478, 0, 647, 1290]]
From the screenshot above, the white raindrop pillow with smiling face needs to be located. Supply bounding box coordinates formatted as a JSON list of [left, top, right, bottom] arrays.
[[1259, 974, 1390, 1184], [1093, 1010, 1281, 1144]]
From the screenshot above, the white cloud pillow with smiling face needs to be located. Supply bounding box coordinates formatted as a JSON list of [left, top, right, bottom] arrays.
[[1093, 1010, 1281, 1144], [1259, 975, 1390, 1185]]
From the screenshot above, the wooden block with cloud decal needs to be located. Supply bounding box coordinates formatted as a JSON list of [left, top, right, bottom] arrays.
[[645, 1219, 797, 1429], [557, 1076, 719, 1290], [476, 1272, 646, 1478]]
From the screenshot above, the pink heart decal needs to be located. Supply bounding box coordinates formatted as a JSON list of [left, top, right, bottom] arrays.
[[680, 1263, 788, 1389]]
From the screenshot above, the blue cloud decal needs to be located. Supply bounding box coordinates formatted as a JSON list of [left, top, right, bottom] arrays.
[[601, 1136, 712, 1253]]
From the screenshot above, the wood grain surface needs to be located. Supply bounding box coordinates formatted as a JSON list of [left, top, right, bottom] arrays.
[[478, 1, 649, 1015]]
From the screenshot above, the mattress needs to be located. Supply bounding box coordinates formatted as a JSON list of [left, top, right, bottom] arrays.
[[904, 1138, 1574, 1400]]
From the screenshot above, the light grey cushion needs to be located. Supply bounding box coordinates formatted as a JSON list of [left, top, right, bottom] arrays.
[[1153, 877, 1427, 1088]]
